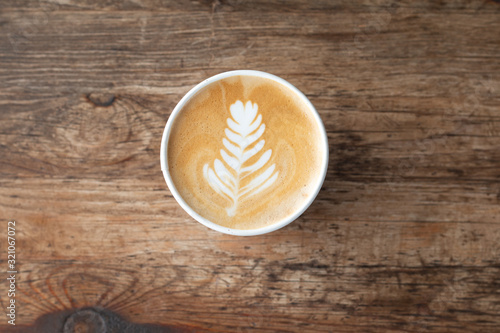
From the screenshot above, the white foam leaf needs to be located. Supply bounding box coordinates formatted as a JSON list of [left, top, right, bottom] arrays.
[[225, 128, 242, 145], [240, 164, 277, 197], [242, 139, 265, 163], [227, 118, 242, 134], [230, 100, 245, 124], [243, 124, 265, 149], [214, 159, 235, 189], [241, 149, 271, 174], [246, 114, 262, 135], [245, 170, 279, 198], [220, 149, 238, 171], [222, 138, 240, 159], [204, 100, 278, 216], [203, 164, 232, 199], [227, 113, 262, 137]]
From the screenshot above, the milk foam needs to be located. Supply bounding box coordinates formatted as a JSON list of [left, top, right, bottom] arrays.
[[167, 75, 324, 230], [203, 100, 278, 217]]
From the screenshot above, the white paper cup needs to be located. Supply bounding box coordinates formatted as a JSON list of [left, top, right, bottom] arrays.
[[160, 70, 329, 236]]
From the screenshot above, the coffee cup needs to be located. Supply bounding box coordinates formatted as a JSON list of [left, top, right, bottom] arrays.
[[160, 70, 328, 236]]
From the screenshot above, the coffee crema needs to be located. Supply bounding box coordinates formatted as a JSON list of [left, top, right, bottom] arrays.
[[167, 75, 324, 230]]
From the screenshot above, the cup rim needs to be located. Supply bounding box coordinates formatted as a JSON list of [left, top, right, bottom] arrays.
[[160, 70, 329, 236]]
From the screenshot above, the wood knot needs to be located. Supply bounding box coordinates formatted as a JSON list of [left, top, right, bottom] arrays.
[[86, 93, 116, 107], [63, 309, 106, 333]]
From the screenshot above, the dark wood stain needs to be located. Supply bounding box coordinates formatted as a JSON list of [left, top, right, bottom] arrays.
[[86, 93, 117, 108], [283, 260, 330, 271], [3, 308, 197, 333]]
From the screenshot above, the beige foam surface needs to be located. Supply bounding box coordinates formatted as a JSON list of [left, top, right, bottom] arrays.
[[167, 75, 324, 230]]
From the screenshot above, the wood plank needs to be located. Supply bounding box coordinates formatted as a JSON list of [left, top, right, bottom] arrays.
[[0, 0, 499, 331]]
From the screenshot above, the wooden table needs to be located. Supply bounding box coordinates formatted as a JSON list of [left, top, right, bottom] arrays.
[[1, 1, 499, 332]]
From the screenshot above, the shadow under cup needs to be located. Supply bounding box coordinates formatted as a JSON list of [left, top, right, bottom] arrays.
[[160, 70, 329, 236]]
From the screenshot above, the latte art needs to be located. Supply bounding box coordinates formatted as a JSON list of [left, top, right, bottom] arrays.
[[203, 100, 278, 216], [166, 74, 326, 230]]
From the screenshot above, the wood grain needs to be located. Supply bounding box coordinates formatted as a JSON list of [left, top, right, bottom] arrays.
[[1, 0, 499, 332]]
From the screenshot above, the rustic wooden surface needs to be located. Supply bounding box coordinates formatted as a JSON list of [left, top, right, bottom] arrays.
[[1, 0, 500, 332]]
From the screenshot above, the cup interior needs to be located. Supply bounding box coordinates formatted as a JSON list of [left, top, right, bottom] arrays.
[[160, 70, 329, 236]]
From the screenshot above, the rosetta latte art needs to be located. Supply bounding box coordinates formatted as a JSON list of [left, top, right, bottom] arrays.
[[203, 100, 278, 216]]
